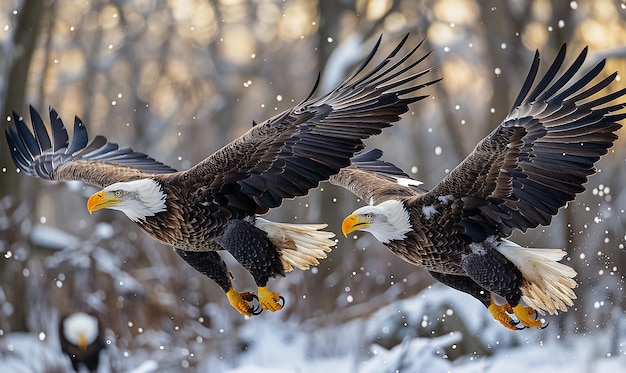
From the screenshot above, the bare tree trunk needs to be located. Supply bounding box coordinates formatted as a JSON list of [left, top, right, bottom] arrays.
[[1, 0, 45, 198], [0, 0, 47, 333]]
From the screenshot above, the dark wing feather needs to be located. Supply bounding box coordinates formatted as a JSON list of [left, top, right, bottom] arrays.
[[5, 106, 178, 188], [329, 148, 425, 204], [29, 106, 52, 152], [181, 34, 438, 213], [424, 44, 624, 241], [65, 113, 89, 155], [49, 107, 69, 152]]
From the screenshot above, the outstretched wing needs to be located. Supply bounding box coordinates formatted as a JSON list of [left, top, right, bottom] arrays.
[[5, 106, 177, 188], [424, 44, 624, 240], [181, 34, 439, 212], [329, 148, 425, 204]]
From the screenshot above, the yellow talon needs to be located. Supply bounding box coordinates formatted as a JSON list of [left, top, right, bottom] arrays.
[[225, 288, 258, 316], [258, 286, 284, 312], [488, 301, 518, 330], [488, 299, 542, 330], [512, 303, 542, 329]]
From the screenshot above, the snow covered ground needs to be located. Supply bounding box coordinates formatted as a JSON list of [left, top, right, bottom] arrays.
[[1, 285, 624, 372], [220, 286, 626, 373]]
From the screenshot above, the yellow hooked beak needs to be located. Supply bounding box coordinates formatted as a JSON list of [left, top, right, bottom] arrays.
[[78, 332, 88, 351], [87, 190, 120, 214], [341, 213, 370, 237]]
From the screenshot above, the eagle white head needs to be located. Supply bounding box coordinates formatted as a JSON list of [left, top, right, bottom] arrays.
[[62, 312, 100, 350], [341, 200, 412, 243], [87, 178, 167, 222]]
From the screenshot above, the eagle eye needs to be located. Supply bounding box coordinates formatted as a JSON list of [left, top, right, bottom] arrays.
[[114, 190, 123, 198]]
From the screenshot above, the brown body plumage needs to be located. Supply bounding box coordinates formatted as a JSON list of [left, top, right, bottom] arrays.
[[335, 44, 624, 330], [6, 35, 438, 315]]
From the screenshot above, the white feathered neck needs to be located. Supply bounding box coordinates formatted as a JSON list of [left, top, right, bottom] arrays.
[[104, 178, 167, 222], [354, 200, 412, 243]]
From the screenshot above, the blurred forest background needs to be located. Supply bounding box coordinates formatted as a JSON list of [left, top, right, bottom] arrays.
[[0, 0, 625, 371]]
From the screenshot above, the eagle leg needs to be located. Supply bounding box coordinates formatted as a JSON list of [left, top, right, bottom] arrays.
[[226, 288, 262, 316], [257, 286, 285, 312], [174, 249, 264, 315], [219, 220, 287, 312]]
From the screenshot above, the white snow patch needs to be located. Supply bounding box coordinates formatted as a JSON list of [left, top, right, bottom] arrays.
[[30, 224, 79, 250], [422, 205, 437, 219], [469, 241, 487, 255], [361, 333, 461, 373], [0, 332, 74, 372], [127, 360, 159, 373], [95, 223, 115, 239], [438, 194, 455, 205]]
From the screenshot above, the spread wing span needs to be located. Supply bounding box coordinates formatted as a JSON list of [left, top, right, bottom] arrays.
[[425, 45, 625, 240], [6, 106, 177, 188], [183, 34, 440, 209]]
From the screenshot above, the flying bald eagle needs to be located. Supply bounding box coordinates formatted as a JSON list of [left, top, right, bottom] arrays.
[[5, 35, 438, 316], [59, 312, 105, 372], [333, 44, 624, 330]]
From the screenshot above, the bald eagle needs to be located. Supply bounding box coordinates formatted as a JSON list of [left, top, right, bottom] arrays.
[[333, 44, 624, 330], [5, 35, 438, 316], [59, 312, 105, 372]]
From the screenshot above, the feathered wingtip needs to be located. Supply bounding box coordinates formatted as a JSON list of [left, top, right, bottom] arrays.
[[253, 218, 336, 272], [350, 148, 410, 179], [5, 105, 178, 180], [5, 106, 79, 177]]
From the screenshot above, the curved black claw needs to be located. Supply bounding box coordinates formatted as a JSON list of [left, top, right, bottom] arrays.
[[278, 295, 285, 308], [530, 309, 549, 329], [508, 318, 526, 330], [249, 293, 263, 315]]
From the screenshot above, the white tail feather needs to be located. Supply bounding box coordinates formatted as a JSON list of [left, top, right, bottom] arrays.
[[497, 239, 577, 315], [254, 218, 336, 272]]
